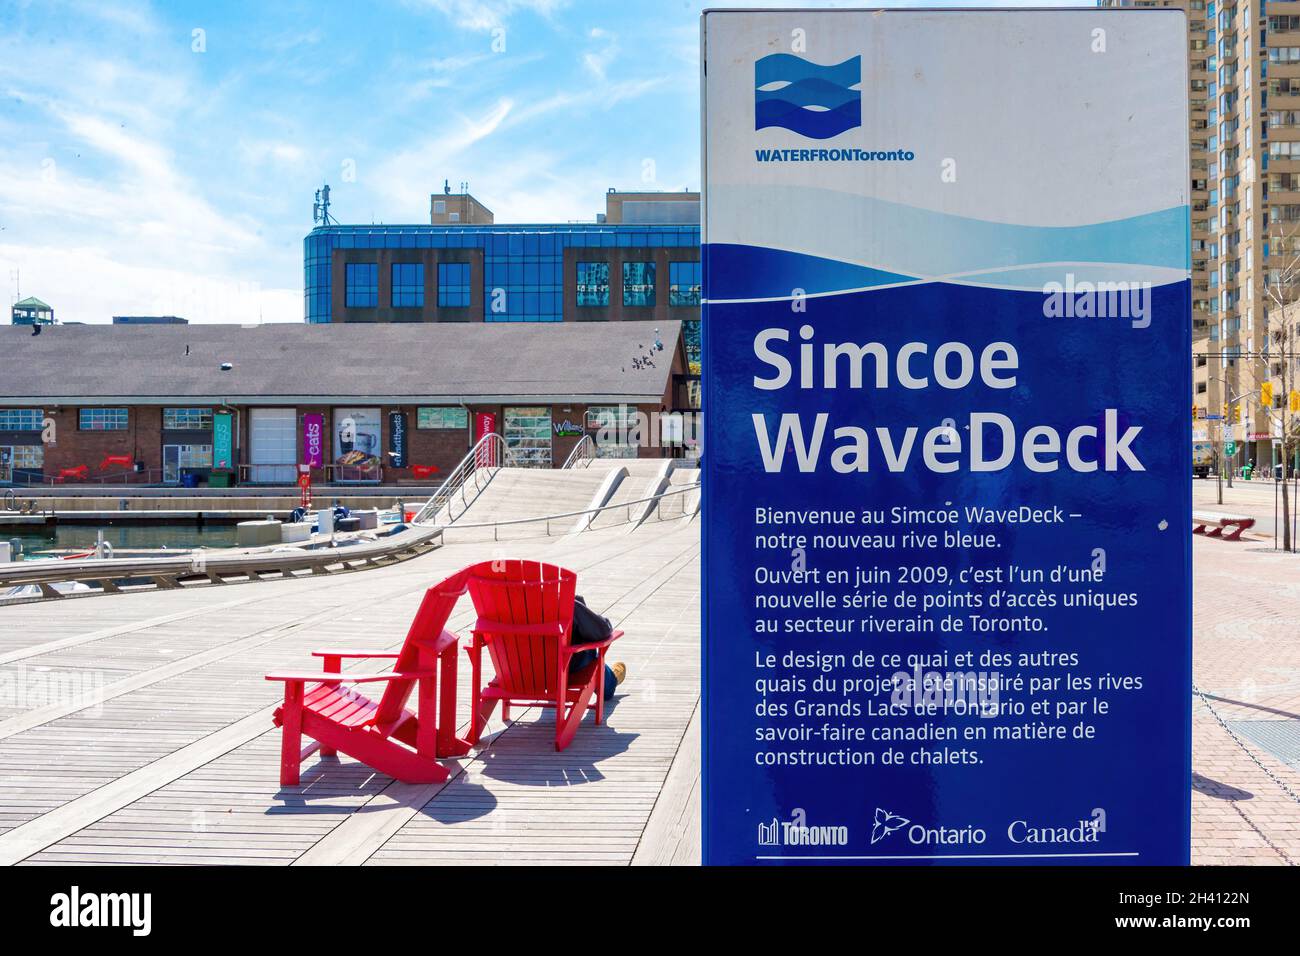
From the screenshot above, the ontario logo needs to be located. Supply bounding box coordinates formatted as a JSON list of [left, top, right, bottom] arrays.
[[755, 53, 861, 139]]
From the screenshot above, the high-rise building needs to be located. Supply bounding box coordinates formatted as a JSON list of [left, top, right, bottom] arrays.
[[1104, 0, 1285, 468]]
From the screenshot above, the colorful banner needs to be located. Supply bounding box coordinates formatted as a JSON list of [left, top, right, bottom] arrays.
[[334, 407, 381, 469], [476, 412, 496, 466], [389, 411, 407, 468], [213, 410, 233, 470], [303, 413, 324, 468]]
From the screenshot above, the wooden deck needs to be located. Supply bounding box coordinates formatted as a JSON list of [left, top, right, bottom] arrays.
[[0, 514, 701, 866]]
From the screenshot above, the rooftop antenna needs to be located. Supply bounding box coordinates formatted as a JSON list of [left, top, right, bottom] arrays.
[[443, 179, 451, 196], [313, 184, 337, 226]]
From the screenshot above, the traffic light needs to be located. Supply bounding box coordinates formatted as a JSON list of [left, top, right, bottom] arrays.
[[1234, 403, 1243, 423], [1291, 390, 1300, 413], [1192, 404, 1199, 421], [1262, 382, 1274, 408]]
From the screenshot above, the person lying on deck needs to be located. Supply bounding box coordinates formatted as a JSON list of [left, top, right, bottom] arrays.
[[569, 595, 627, 699]]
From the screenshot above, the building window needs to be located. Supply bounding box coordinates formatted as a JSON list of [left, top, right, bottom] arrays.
[[434, 200, 446, 214], [417, 407, 469, 429], [503, 406, 552, 467], [345, 263, 378, 308], [577, 261, 610, 307], [0, 408, 43, 431], [177, 444, 214, 467], [438, 262, 471, 308], [79, 408, 128, 430], [1, 444, 44, 480], [392, 263, 424, 308], [586, 404, 639, 459], [669, 261, 702, 306], [163, 407, 213, 430], [623, 261, 656, 307]]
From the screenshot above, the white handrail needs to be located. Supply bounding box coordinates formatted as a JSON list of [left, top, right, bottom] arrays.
[[409, 432, 510, 526], [439, 481, 698, 532], [561, 435, 596, 469]]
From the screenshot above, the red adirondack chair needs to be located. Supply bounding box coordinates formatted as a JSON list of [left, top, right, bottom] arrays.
[[265, 569, 473, 785], [464, 559, 622, 751]]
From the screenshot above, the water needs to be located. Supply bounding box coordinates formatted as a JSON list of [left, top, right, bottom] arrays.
[[7, 522, 238, 556]]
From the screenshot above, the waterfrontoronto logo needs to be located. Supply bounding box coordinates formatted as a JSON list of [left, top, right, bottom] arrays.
[[50, 886, 151, 936], [1041, 273, 1152, 329], [755, 53, 861, 139], [757, 808, 848, 846]]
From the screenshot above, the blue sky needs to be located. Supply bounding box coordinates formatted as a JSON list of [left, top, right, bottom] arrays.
[[0, 0, 1085, 324]]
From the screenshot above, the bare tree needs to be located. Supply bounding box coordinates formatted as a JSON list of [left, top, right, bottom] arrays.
[[1256, 221, 1300, 551]]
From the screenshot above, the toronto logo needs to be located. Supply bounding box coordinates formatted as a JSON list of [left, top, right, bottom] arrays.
[[755, 53, 862, 139]]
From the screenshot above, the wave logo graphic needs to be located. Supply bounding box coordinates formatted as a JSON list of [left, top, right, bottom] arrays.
[[755, 53, 861, 140]]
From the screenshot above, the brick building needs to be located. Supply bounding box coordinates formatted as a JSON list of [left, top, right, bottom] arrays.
[[0, 321, 691, 487]]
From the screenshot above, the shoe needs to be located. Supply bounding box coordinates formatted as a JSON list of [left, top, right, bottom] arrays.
[[612, 662, 627, 685]]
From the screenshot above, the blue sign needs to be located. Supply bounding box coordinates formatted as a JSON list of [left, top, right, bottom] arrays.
[[388, 411, 407, 469], [702, 10, 1191, 865]]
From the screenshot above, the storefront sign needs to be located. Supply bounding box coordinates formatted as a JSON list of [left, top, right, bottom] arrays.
[[701, 9, 1191, 865], [476, 412, 497, 466], [303, 413, 324, 468], [553, 420, 583, 438], [418, 406, 469, 429], [213, 411, 234, 469], [389, 411, 408, 468]]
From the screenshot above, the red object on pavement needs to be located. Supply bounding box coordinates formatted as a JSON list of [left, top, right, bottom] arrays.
[[465, 559, 623, 752], [265, 568, 473, 786], [410, 464, 439, 479], [298, 472, 313, 510], [57, 465, 89, 481]]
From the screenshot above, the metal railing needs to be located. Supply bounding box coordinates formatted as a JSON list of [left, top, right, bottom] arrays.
[[324, 463, 384, 484], [437, 479, 701, 540], [3, 467, 166, 487], [561, 435, 597, 469], [0, 524, 444, 601], [410, 432, 510, 527], [238, 463, 300, 484]]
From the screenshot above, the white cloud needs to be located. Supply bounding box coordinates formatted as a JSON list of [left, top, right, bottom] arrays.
[[0, 244, 299, 324], [413, 0, 570, 32], [368, 99, 516, 215], [582, 27, 618, 81]]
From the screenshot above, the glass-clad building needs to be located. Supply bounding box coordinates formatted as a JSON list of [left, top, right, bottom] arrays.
[[303, 222, 701, 372]]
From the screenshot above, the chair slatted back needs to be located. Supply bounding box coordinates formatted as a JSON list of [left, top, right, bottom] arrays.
[[466, 559, 577, 699], [373, 567, 470, 727]]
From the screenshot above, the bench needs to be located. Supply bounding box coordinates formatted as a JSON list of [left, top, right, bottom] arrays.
[[1192, 511, 1256, 541]]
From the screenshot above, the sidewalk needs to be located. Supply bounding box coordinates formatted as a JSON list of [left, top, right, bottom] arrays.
[[1192, 533, 1300, 865]]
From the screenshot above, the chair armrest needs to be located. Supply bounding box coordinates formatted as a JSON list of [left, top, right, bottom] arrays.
[[473, 618, 565, 638], [311, 649, 401, 659], [265, 669, 437, 684], [564, 629, 625, 654]]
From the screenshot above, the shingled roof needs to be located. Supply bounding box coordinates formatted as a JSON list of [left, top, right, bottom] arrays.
[[0, 320, 682, 405]]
